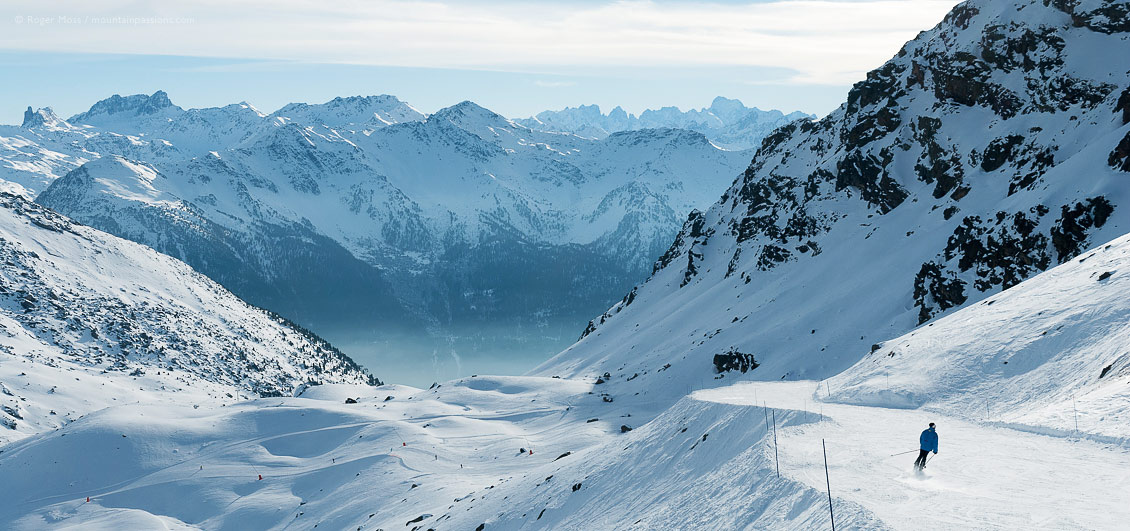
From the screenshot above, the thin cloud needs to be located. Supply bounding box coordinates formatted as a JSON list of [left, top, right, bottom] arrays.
[[533, 80, 579, 88], [0, 0, 959, 85]]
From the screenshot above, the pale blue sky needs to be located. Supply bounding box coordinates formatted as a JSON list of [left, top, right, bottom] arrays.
[[0, 52, 847, 124], [0, 0, 960, 124]]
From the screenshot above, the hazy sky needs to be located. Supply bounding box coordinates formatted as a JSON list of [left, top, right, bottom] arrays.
[[0, 0, 959, 124]]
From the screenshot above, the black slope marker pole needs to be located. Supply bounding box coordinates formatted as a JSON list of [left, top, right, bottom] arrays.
[[823, 439, 836, 531], [771, 409, 780, 478], [1072, 394, 1079, 433]]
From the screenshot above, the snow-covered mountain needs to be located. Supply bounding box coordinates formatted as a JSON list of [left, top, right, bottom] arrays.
[[3, 1, 1130, 527], [828, 230, 1130, 438], [518, 97, 815, 150], [0, 192, 377, 445], [270, 95, 425, 132], [3, 229, 1128, 529], [4, 94, 754, 381], [539, 0, 1130, 400]]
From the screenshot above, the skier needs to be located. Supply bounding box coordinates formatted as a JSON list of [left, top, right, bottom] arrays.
[[914, 422, 938, 469]]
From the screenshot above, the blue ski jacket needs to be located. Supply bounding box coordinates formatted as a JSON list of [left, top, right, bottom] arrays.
[[920, 427, 938, 453]]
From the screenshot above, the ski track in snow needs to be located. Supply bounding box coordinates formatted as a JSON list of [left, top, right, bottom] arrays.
[[696, 381, 1130, 531], [4, 376, 1125, 529]]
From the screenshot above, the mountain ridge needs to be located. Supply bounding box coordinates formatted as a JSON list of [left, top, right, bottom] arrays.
[[8, 93, 758, 382], [0, 191, 377, 444], [518, 96, 815, 150], [540, 0, 1130, 402]]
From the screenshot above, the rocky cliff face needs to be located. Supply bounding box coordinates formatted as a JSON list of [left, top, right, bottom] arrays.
[[542, 0, 1129, 398]]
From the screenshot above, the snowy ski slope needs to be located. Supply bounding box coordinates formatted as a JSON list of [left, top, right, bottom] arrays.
[[3, 230, 1130, 529]]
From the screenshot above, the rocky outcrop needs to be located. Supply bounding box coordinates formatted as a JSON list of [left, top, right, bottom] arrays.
[[712, 349, 760, 373], [553, 0, 1129, 389]]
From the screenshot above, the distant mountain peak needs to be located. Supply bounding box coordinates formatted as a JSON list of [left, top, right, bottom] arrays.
[[434, 100, 500, 118], [709, 95, 742, 107], [224, 101, 265, 116], [430, 100, 516, 129], [708, 96, 755, 122], [270, 94, 423, 129], [21, 106, 64, 128], [70, 90, 181, 123], [518, 97, 812, 150]]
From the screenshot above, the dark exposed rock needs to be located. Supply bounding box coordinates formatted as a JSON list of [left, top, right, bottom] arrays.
[[918, 195, 1112, 324], [655, 210, 708, 275], [846, 62, 907, 115], [2, 404, 23, 420], [928, 52, 1022, 119], [975, 134, 1058, 195], [835, 151, 908, 214], [1033, 75, 1116, 112], [981, 135, 1025, 172], [620, 425, 633, 433], [1046, 0, 1130, 34], [945, 210, 1052, 290], [730, 170, 828, 257], [1110, 131, 1130, 172], [712, 349, 759, 373], [979, 24, 1064, 73], [913, 262, 968, 323], [571, 483, 582, 492], [578, 320, 597, 340], [755, 122, 800, 158], [1097, 271, 1114, 281], [1051, 197, 1114, 262], [1008, 145, 1056, 196], [344, 397, 358, 404], [944, 3, 979, 30], [756, 245, 791, 271], [1116, 86, 1130, 125], [914, 119, 964, 199], [849, 106, 901, 145]]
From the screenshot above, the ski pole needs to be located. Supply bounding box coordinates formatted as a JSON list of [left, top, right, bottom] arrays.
[[889, 449, 919, 457], [925, 454, 936, 465]]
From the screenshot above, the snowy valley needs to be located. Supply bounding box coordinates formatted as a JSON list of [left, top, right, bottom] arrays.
[[2, 229, 1128, 529], [3, 94, 765, 383], [1, 0, 1130, 528]]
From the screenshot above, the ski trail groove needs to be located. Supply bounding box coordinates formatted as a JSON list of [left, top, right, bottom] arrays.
[[695, 381, 1130, 530]]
